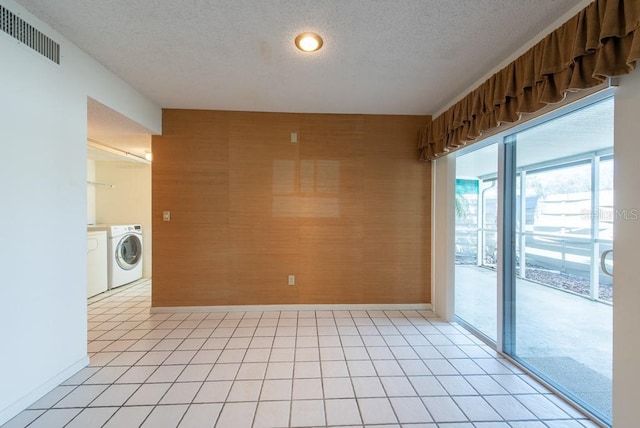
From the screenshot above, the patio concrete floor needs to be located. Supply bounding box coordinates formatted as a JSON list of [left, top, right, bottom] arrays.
[[455, 264, 612, 420]]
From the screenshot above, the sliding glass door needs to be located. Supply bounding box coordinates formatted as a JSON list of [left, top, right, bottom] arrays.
[[503, 96, 614, 423]]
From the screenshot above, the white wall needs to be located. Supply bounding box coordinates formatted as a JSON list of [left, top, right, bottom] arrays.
[[612, 70, 640, 426], [95, 161, 152, 277], [0, 1, 161, 424], [431, 156, 456, 321]]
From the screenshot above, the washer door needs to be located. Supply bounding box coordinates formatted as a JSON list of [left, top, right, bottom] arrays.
[[115, 234, 142, 270]]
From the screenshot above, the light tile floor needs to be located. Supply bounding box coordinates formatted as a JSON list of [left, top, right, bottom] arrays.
[[2, 279, 600, 428]]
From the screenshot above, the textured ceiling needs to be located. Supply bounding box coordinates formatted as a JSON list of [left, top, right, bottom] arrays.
[[17, 0, 585, 117], [15, 0, 586, 159]]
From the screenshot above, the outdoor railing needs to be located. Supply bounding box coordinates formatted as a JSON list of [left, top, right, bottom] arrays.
[[455, 226, 613, 302]]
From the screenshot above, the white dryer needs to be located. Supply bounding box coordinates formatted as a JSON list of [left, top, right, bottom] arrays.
[[89, 224, 143, 289], [87, 230, 108, 297]]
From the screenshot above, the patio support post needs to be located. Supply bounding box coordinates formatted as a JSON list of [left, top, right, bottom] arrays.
[[477, 179, 484, 266], [501, 137, 517, 354], [519, 170, 527, 279]]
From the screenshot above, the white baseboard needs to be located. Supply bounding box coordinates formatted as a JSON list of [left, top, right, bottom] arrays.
[[151, 303, 433, 313], [0, 356, 89, 426]]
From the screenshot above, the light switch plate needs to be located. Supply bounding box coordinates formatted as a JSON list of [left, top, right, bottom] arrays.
[[163, 211, 171, 221]]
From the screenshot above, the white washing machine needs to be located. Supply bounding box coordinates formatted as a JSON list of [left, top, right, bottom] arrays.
[[89, 224, 143, 289]]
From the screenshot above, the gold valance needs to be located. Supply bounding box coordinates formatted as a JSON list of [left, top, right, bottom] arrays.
[[419, 0, 640, 162]]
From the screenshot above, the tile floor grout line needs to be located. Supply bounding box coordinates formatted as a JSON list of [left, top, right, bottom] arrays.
[[286, 310, 297, 428], [339, 310, 368, 427], [380, 309, 437, 425], [248, 309, 277, 428], [315, 310, 329, 428], [211, 308, 256, 428]]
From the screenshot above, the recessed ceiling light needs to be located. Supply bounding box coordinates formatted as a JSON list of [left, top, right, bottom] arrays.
[[295, 32, 323, 52]]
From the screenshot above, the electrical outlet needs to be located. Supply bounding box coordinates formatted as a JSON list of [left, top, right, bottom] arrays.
[[290, 132, 298, 144], [162, 211, 171, 221], [288, 275, 296, 286]]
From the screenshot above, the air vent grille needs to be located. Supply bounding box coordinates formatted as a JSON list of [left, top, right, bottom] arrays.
[[1, 5, 60, 64]]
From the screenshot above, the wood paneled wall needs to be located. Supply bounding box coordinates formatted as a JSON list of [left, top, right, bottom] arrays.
[[152, 110, 431, 307]]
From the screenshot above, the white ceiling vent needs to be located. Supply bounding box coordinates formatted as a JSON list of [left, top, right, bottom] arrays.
[[1, 5, 60, 64]]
